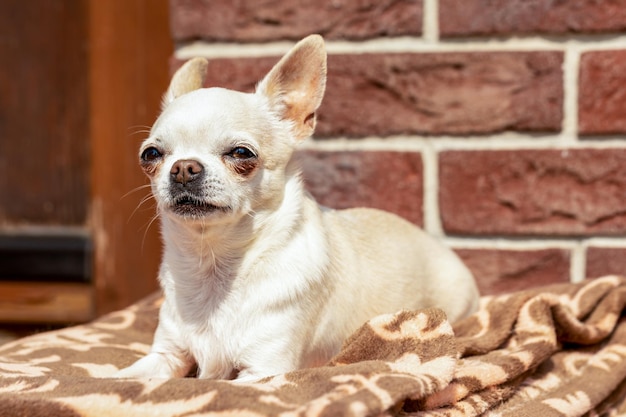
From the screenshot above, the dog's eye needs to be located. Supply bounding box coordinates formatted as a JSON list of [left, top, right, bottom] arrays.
[[229, 147, 256, 159], [141, 147, 163, 162]]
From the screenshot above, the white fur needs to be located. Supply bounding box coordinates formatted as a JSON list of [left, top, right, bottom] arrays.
[[116, 35, 480, 381]]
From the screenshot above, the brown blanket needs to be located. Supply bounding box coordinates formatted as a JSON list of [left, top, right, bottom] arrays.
[[1, 276, 626, 417]]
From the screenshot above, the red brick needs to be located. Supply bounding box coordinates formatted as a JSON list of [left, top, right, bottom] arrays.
[[178, 51, 563, 137], [579, 50, 626, 135], [456, 248, 570, 295], [440, 149, 626, 236], [170, 0, 422, 42], [586, 247, 626, 279], [297, 150, 423, 225], [440, 0, 626, 37]]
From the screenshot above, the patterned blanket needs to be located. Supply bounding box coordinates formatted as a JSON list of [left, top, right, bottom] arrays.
[[1, 275, 626, 417]]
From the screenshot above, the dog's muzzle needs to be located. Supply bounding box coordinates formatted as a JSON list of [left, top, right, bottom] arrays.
[[167, 159, 228, 217]]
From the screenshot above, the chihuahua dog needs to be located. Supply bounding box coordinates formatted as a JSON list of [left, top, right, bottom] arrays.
[[116, 35, 479, 381]]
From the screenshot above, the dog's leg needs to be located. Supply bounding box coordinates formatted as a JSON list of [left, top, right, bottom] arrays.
[[116, 350, 193, 379], [232, 370, 263, 383], [232, 331, 304, 382], [115, 304, 194, 378], [115, 328, 194, 378], [234, 359, 296, 382]]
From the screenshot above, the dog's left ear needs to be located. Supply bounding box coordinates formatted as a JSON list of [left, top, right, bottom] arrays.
[[162, 57, 208, 109], [257, 35, 327, 141]]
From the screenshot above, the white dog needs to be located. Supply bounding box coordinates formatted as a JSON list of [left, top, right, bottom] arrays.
[[117, 35, 479, 381]]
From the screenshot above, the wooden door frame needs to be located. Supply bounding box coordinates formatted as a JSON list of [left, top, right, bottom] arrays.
[[89, 0, 172, 314]]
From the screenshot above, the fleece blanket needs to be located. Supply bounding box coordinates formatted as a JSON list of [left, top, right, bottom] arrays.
[[1, 276, 626, 417]]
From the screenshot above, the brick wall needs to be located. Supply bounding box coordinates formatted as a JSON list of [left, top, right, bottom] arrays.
[[168, 0, 626, 295]]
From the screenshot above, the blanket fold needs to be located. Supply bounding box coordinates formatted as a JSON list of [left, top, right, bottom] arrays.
[[1, 276, 626, 417]]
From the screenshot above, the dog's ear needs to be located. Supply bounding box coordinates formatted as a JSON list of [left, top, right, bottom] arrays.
[[162, 57, 208, 109], [257, 35, 327, 141]]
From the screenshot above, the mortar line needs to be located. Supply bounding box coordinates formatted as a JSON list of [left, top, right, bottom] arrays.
[[570, 242, 586, 283], [442, 235, 626, 257], [301, 135, 626, 152], [175, 35, 626, 59], [421, 142, 443, 236], [583, 237, 626, 247], [422, 0, 439, 43], [444, 237, 582, 249], [561, 45, 581, 144]]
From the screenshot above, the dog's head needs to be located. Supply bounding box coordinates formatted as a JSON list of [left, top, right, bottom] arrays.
[[139, 35, 327, 225]]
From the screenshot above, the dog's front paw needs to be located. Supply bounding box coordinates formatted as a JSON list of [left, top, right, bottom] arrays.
[[114, 353, 189, 379], [233, 371, 264, 384]]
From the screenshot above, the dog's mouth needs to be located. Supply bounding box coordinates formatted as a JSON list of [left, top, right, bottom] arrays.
[[169, 195, 230, 218]]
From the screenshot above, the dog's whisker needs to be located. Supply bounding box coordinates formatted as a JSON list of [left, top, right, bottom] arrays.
[[127, 195, 157, 224], [122, 184, 153, 200], [244, 208, 259, 221], [208, 246, 217, 276], [128, 124, 152, 130], [128, 124, 153, 135], [198, 224, 205, 271], [198, 236, 210, 269], [136, 193, 156, 209], [140, 213, 161, 254]]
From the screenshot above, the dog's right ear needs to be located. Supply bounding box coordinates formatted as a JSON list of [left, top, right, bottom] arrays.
[[162, 57, 208, 109]]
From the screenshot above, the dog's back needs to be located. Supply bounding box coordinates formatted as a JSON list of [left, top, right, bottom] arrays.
[[307, 206, 479, 363]]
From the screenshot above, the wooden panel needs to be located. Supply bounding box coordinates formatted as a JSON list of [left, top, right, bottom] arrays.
[[0, 233, 91, 283], [89, 0, 172, 314], [0, 282, 93, 324], [0, 0, 90, 225]]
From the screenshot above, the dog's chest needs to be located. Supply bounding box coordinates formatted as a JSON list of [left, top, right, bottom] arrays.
[[172, 269, 295, 378], [184, 296, 250, 378], [162, 222, 330, 378]]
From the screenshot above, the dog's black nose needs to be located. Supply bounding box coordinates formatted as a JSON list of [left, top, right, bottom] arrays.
[[170, 159, 204, 185]]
